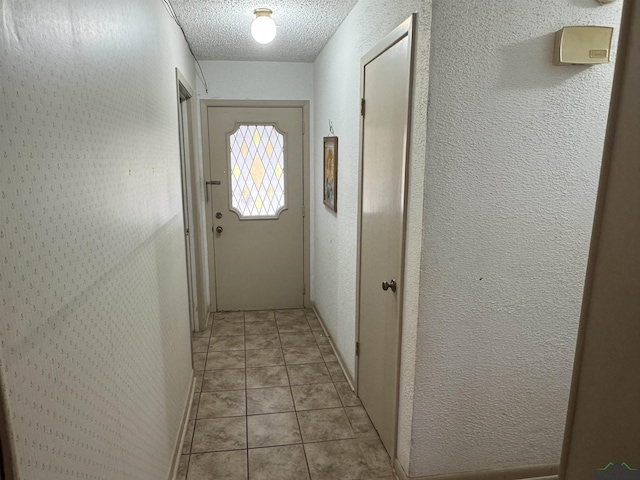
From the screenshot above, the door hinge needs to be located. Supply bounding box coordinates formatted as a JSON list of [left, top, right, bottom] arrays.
[[303, 283, 306, 295], [361, 98, 366, 117], [356, 342, 360, 356], [302, 204, 305, 218], [302, 121, 305, 134]]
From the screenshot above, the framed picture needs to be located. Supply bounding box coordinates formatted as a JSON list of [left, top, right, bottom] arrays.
[[323, 136, 338, 212]]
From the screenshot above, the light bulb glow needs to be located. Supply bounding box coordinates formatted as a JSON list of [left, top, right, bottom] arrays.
[[251, 10, 276, 44]]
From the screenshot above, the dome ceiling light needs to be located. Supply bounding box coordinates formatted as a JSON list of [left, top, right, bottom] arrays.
[[251, 8, 277, 45]]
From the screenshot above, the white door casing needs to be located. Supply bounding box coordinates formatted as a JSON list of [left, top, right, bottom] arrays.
[[560, 1, 640, 477], [356, 16, 415, 458], [176, 69, 198, 333]]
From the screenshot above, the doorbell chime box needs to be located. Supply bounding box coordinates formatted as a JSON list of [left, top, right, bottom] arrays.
[[554, 26, 614, 65]]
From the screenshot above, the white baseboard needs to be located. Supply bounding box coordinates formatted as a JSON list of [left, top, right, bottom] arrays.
[[393, 458, 558, 480], [309, 304, 557, 480], [168, 374, 196, 480], [310, 302, 356, 390]]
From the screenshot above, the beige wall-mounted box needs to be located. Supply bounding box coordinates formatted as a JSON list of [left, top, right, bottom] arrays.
[[554, 26, 614, 65]]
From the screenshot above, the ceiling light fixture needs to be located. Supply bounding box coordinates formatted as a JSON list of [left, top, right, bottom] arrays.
[[251, 8, 276, 44]]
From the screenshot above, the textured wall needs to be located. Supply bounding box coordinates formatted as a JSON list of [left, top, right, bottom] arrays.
[[311, 0, 432, 472], [0, 1, 195, 478], [410, 0, 623, 476]]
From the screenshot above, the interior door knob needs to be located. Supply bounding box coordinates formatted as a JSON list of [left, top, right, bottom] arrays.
[[216, 226, 223, 234], [382, 279, 397, 292]]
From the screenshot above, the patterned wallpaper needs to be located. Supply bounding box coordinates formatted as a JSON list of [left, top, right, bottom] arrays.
[[0, 1, 195, 478]]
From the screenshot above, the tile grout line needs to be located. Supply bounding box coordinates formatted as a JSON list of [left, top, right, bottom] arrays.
[[189, 310, 385, 480], [300, 308, 330, 480], [299, 312, 316, 480], [184, 317, 214, 479], [242, 311, 249, 480], [279, 310, 314, 480], [308, 309, 360, 445]]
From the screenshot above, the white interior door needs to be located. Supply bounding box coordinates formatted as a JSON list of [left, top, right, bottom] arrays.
[[357, 19, 414, 457], [207, 106, 305, 311]]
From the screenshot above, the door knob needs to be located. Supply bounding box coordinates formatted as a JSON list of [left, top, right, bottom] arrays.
[[382, 279, 397, 292], [216, 226, 223, 234]]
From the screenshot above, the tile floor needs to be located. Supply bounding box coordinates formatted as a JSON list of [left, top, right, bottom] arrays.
[[177, 308, 396, 480]]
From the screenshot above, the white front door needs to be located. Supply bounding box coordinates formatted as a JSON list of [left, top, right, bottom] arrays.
[[207, 106, 305, 311], [357, 18, 414, 457]]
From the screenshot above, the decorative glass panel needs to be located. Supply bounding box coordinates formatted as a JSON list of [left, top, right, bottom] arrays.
[[229, 125, 286, 218]]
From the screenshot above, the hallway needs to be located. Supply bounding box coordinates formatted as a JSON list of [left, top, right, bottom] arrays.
[[1, 1, 632, 478], [179, 309, 394, 480]]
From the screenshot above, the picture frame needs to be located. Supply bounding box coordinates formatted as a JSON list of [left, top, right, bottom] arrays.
[[323, 136, 338, 212]]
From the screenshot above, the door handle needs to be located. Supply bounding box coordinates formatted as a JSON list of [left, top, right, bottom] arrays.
[[205, 180, 221, 202], [382, 279, 397, 292], [216, 226, 223, 234]]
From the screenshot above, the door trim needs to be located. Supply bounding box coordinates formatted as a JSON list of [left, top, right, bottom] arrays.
[[559, 0, 639, 476], [200, 99, 311, 310], [175, 67, 209, 338], [355, 14, 416, 459], [176, 69, 197, 336], [0, 376, 15, 480]]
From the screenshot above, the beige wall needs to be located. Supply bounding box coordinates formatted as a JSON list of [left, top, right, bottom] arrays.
[[561, 1, 640, 477], [0, 1, 195, 478]]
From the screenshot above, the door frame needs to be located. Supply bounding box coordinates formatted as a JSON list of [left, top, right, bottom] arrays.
[[176, 68, 208, 334], [200, 99, 311, 310], [354, 14, 416, 458], [0, 381, 14, 480], [559, 0, 640, 476]]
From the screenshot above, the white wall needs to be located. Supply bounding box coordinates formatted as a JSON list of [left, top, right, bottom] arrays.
[[312, 0, 432, 472], [0, 1, 195, 478], [195, 60, 314, 313], [410, 0, 623, 477], [197, 61, 314, 100]]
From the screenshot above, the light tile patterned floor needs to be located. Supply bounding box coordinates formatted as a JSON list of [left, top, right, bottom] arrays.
[[178, 308, 396, 480]]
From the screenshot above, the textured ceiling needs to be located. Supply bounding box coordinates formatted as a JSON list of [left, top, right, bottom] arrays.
[[169, 0, 359, 62]]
